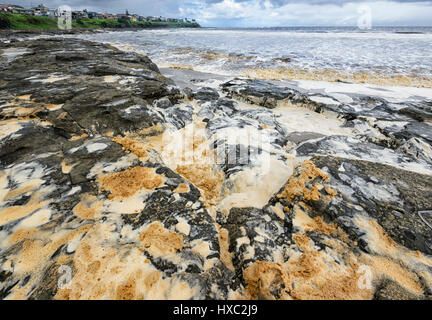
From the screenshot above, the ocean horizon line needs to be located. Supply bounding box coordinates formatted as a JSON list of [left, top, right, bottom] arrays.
[[198, 25, 432, 30]]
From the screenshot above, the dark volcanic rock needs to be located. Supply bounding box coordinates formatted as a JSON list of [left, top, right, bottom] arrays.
[[221, 206, 292, 279], [374, 279, 423, 300], [192, 87, 220, 101], [1, 37, 431, 301], [221, 78, 309, 109], [220, 79, 432, 165], [62, 93, 164, 136], [0, 38, 175, 105], [296, 135, 432, 174], [306, 156, 432, 255], [0, 38, 234, 300], [247, 156, 432, 299], [286, 131, 325, 144]]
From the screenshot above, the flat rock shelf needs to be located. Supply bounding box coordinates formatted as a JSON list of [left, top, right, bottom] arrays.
[[0, 37, 431, 300]]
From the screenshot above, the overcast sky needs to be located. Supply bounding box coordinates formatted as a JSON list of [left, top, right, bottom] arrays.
[[9, 0, 432, 27]]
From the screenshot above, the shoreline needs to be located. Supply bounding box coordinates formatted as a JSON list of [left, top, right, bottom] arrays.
[[3, 27, 432, 89], [158, 64, 432, 104], [0, 26, 199, 37], [0, 36, 432, 300], [156, 60, 432, 89]]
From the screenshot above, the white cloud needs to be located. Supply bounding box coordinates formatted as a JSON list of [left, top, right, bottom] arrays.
[[9, 0, 432, 26], [180, 1, 432, 27]]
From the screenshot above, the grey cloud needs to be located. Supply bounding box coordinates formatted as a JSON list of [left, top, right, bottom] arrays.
[[10, 0, 432, 13], [207, 0, 432, 3], [7, 0, 432, 26], [10, 0, 186, 15], [202, 0, 432, 7]]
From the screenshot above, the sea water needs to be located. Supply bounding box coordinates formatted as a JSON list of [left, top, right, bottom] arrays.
[[77, 27, 432, 82]]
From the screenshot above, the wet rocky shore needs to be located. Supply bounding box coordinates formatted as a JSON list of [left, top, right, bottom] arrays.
[[0, 36, 431, 300]]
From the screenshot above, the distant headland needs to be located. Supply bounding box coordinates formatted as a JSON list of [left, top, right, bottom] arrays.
[[0, 3, 200, 30]]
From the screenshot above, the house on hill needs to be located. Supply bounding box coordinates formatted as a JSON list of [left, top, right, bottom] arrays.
[[102, 13, 116, 20], [32, 4, 56, 17], [117, 14, 130, 22], [0, 4, 23, 12], [32, 4, 49, 12], [13, 7, 33, 15], [87, 11, 102, 19], [72, 11, 88, 19]]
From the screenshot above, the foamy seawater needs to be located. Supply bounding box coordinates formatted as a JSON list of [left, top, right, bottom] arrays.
[[76, 27, 432, 86]]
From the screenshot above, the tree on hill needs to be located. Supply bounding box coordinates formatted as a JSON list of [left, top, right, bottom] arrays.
[[0, 13, 11, 29]]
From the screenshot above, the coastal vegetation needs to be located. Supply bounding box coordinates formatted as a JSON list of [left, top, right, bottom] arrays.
[[0, 12, 200, 30]]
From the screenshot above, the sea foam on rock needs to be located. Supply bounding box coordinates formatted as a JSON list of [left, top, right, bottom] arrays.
[[0, 38, 431, 300]]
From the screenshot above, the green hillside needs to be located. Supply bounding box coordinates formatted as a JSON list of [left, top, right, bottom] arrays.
[[0, 12, 200, 30], [0, 12, 58, 29]]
